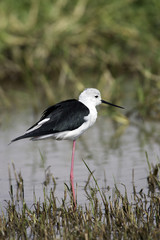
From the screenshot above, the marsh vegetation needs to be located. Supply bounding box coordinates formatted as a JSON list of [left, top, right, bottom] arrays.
[[0, 161, 159, 239], [0, 0, 160, 119]]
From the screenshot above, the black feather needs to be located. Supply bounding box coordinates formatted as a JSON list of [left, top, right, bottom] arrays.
[[11, 99, 89, 142]]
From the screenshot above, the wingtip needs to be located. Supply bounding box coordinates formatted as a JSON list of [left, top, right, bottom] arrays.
[[9, 136, 23, 144], [8, 139, 16, 145], [8, 141, 12, 146]]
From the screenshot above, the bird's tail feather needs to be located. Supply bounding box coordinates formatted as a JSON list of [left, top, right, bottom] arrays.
[[10, 133, 32, 144]]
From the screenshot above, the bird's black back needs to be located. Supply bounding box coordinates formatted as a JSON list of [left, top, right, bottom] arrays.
[[11, 99, 89, 142]]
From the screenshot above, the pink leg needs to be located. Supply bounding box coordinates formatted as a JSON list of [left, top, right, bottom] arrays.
[[70, 140, 76, 207]]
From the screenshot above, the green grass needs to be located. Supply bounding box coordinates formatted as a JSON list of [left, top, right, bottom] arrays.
[[0, 0, 160, 119], [0, 160, 159, 239]]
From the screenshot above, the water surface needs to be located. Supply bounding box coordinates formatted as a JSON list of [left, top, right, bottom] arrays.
[[0, 109, 160, 207]]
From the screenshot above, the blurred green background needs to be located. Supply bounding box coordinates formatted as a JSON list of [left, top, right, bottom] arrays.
[[0, 0, 160, 119]]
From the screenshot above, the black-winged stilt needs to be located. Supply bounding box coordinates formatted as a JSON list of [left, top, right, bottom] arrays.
[[11, 88, 124, 207]]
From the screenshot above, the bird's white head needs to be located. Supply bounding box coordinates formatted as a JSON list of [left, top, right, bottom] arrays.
[[79, 88, 124, 109], [79, 88, 102, 107]]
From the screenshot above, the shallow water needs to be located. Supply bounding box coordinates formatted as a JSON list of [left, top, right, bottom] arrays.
[[0, 109, 160, 208]]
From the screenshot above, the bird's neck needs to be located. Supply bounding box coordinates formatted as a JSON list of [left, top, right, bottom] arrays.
[[79, 99, 95, 109], [79, 99, 97, 117]]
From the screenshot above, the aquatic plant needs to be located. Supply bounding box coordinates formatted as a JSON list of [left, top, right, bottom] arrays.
[[0, 160, 159, 239]]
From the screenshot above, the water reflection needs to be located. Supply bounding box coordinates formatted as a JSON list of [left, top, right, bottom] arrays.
[[0, 109, 160, 207]]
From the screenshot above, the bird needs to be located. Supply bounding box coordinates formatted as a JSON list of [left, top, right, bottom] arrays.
[[11, 88, 124, 208]]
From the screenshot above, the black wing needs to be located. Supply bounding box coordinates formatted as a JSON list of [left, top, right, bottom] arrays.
[[11, 99, 89, 142]]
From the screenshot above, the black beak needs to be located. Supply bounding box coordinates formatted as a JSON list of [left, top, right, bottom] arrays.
[[101, 100, 124, 109]]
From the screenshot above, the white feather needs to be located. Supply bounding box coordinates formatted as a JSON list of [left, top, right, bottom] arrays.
[[26, 118, 50, 133]]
